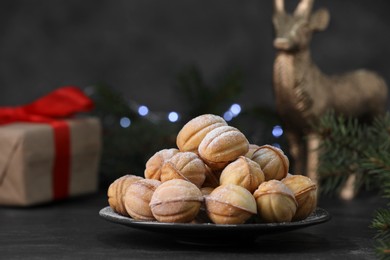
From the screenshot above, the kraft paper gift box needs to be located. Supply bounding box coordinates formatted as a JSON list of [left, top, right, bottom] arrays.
[[0, 117, 101, 206]]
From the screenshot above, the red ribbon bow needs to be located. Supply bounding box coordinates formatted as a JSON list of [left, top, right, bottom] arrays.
[[0, 86, 94, 200], [0, 86, 93, 124]]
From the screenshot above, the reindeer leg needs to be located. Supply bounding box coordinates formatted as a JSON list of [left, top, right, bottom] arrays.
[[306, 133, 356, 199], [285, 130, 305, 174], [306, 133, 320, 184], [340, 174, 356, 200]]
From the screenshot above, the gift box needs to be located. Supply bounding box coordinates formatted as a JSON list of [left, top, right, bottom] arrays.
[[0, 86, 102, 206]]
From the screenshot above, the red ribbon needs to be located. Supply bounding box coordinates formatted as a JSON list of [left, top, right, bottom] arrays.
[[0, 86, 94, 200]]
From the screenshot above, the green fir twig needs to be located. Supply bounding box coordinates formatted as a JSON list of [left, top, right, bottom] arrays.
[[315, 111, 390, 258], [315, 111, 369, 195]]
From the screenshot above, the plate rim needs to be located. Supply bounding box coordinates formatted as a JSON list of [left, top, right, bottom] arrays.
[[99, 206, 331, 231]]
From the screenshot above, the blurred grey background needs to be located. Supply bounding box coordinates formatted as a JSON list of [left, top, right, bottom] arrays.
[[0, 0, 389, 113]]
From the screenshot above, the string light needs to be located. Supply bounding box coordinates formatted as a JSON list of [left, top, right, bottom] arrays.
[[138, 105, 149, 116], [84, 86, 244, 126], [230, 103, 241, 116], [272, 125, 283, 138], [120, 117, 131, 128], [95, 89, 243, 126], [223, 103, 242, 121], [223, 111, 234, 122], [168, 112, 179, 122]]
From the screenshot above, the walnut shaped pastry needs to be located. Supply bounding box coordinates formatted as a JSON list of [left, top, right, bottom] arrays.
[[144, 148, 179, 180], [176, 114, 227, 154], [149, 179, 203, 223], [251, 145, 289, 181], [205, 184, 257, 224], [123, 179, 161, 221], [253, 180, 297, 223], [198, 125, 249, 170], [107, 174, 144, 216], [282, 174, 317, 221], [219, 156, 265, 193], [160, 152, 207, 188]]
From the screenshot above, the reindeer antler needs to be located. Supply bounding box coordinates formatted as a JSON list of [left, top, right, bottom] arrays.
[[294, 0, 314, 17], [273, 0, 285, 14]]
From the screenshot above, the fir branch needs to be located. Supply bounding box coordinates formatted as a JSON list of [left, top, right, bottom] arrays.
[[371, 209, 390, 259], [375, 241, 390, 260], [316, 111, 390, 258], [315, 111, 369, 195], [367, 113, 390, 259], [371, 209, 390, 239]]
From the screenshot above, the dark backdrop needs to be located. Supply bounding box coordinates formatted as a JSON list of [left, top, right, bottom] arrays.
[[0, 0, 389, 114]]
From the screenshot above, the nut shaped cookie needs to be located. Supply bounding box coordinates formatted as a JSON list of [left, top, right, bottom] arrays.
[[176, 114, 227, 153], [253, 180, 297, 223], [149, 179, 203, 223], [282, 175, 317, 221], [124, 179, 161, 220], [219, 156, 265, 193], [107, 174, 144, 216], [144, 148, 179, 180], [198, 126, 249, 170], [251, 145, 289, 181], [205, 184, 257, 224], [160, 152, 207, 188]]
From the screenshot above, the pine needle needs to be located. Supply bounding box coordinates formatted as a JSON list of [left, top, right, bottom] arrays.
[[316, 111, 390, 258]]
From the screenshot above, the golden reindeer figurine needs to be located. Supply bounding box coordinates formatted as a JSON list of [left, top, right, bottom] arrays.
[[272, 0, 388, 198]]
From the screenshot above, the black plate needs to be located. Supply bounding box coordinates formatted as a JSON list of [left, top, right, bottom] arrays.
[[99, 207, 331, 246]]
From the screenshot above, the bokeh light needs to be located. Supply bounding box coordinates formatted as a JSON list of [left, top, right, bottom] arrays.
[[230, 103, 241, 116], [272, 125, 283, 138], [138, 105, 149, 116], [168, 112, 179, 122], [120, 117, 131, 128], [223, 111, 234, 122]]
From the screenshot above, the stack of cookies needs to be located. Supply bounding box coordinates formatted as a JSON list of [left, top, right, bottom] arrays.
[[107, 114, 317, 224]]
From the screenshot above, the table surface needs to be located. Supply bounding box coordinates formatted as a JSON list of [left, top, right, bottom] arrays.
[[1, 190, 385, 260]]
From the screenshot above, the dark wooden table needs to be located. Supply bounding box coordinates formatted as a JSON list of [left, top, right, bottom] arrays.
[[1, 190, 385, 259]]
